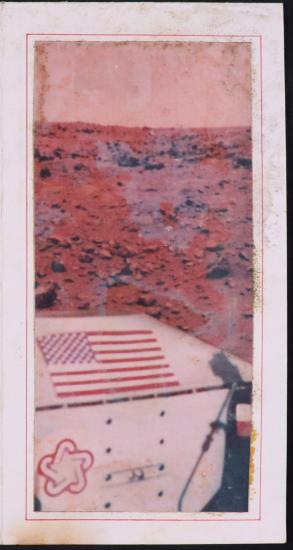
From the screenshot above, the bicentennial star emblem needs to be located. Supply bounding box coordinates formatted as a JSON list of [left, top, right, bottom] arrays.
[[38, 439, 94, 497]]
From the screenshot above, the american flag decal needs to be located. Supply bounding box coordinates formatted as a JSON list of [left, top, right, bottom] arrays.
[[37, 330, 180, 398]]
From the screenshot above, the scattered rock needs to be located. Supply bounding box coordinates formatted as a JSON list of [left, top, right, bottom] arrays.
[[34, 122, 253, 362], [78, 302, 90, 310], [36, 271, 47, 278], [79, 254, 93, 263], [144, 244, 159, 252], [119, 265, 133, 276], [137, 296, 157, 307], [239, 252, 249, 261], [236, 158, 252, 169], [40, 167, 51, 179], [35, 150, 54, 162], [206, 244, 224, 253], [35, 284, 57, 309], [118, 155, 140, 167], [54, 148, 63, 158], [144, 162, 165, 170], [206, 263, 230, 279], [74, 164, 86, 171], [51, 261, 66, 272]]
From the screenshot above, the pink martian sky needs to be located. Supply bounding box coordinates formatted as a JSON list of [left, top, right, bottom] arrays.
[[34, 41, 251, 128]]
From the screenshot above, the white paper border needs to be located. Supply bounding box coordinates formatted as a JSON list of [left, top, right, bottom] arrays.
[[1, 2, 286, 544]]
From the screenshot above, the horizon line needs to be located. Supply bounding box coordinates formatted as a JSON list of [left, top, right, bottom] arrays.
[[34, 121, 251, 131]]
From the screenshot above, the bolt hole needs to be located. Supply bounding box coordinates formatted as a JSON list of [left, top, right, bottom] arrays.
[[159, 438, 164, 445], [158, 464, 165, 471], [104, 502, 111, 509], [106, 447, 112, 453], [160, 411, 165, 417], [106, 418, 112, 425], [158, 491, 164, 497], [105, 474, 112, 481]]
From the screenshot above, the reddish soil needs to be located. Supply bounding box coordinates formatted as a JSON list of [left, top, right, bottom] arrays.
[[34, 122, 253, 362]]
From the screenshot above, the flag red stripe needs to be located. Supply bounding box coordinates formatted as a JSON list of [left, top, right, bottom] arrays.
[[57, 380, 180, 398], [97, 355, 165, 364], [54, 372, 174, 386], [94, 347, 161, 355], [50, 364, 170, 376], [86, 330, 153, 336], [90, 338, 157, 345]]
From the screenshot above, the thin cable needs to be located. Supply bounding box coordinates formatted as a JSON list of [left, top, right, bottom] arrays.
[[177, 384, 237, 512]]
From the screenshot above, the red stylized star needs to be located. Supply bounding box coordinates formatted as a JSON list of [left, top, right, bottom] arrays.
[[38, 439, 94, 497]]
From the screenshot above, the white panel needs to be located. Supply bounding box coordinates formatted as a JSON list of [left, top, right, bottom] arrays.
[[35, 390, 229, 512]]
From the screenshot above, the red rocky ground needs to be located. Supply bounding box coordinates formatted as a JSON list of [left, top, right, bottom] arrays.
[[34, 122, 253, 362]]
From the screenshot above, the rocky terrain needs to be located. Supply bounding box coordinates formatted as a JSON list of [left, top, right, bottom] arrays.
[[34, 122, 253, 362]]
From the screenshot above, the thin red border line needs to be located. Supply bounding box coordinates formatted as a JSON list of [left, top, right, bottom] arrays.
[[26, 33, 263, 523], [26, 33, 260, 37], [259, 33, 264, 525], [25, 517, 262, 522], [25, 31, 29, 522]]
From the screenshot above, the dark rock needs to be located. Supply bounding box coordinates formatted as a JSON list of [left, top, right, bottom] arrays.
[[207, 264, 230, 279], [168, 148, 182, 158], [149, 310, 162, 319], [54, 148, 63, 158], [236, 158, 252, 169], [34, 148, 41, 160], [137, 296, 157, 307], [185, 198, 194, 207], [40, 167, 51, 179], [144, 162, 165, 170], [218, 180, 229, 188], [51, 261, 66, 272], [118, 155, 140, 168], [74, 164, 86, 171], [79, 254, 93, 263], [35, 150, 54, 162], [119, 265, 133, 276], [239, 252, 249, 261], [35, 284, 57, 309], [36, 271, 47, 278], [206, 244, 224, 253]]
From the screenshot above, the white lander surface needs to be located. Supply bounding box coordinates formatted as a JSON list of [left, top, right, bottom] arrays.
[[35, 313, 252, 512]]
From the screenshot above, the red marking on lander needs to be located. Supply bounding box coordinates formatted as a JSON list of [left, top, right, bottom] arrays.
[[38, 439, 94, 497]]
